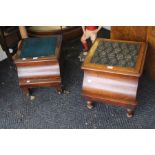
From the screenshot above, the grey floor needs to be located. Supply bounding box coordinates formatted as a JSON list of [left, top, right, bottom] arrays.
[[0, 29, 155, 128]]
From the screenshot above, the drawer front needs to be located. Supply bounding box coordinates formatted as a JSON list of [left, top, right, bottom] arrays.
[[17, 63, 60, 79]]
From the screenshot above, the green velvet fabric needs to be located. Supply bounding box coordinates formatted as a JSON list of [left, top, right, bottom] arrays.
[[20, 37, 57, 58]]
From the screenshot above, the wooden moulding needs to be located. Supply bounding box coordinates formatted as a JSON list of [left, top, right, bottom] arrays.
[[14, 35, 63, 96], [82, 38, 148, 117]]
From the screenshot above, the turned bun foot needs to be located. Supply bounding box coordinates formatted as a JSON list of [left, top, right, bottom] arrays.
[[127, 113, 133, 118], [57, 86, 63, 94], [21, 87, 30, 97], [127, 108, 135, 118], [57, 90, 62, 95], [87, 101, 93, 109]]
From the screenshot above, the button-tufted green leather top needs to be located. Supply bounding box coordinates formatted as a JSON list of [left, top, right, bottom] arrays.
[[91, 41, 140, 68], [20, 37, 57, 58]]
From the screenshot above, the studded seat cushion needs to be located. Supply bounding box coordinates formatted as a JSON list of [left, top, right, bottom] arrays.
[[20, 37, 57, 58], [91, 41, 141, 68]]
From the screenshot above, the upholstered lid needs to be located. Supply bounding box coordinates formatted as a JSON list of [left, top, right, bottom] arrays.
[[91, 41, 140, 68], [83, 38, 147, 76], [20, 37, 57, 58]]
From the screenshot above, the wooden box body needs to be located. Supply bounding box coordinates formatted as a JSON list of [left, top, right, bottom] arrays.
[[82, 38, 147, 115], [14, 35, 62, 92]]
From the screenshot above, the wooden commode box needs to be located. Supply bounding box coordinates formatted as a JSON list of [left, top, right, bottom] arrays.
[[14, 35, 63, 97], [82, 38, 147, 117]]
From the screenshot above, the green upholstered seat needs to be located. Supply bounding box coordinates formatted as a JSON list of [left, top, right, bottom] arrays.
[[20, 37, 57, 58]]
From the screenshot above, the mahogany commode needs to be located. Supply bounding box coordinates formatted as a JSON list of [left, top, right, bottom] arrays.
[[14, 35, 63, 98], [82, 38, 147, 117]]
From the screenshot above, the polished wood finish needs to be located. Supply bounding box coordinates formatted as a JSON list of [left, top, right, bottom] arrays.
[[14, 35, 62, 97], [145, 26, 155, 79], [27, 26, 82, 42], [82, 38, 147, 117], [111, 26, 147, 42]]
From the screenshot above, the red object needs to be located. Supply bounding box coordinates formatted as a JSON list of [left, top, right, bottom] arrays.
[[85, 26, 98, 31], [82, 42, 89, 51]]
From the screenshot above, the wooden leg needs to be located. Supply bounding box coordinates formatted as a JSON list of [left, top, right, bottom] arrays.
[[87, 101, 94, 109], [29, 89, 35, 100], [21, 87, 35, 100], [57, 85, 63, 94], [127, 107, 136, 118], [21, 87, 30, 96], [56, 85, 70, 95]]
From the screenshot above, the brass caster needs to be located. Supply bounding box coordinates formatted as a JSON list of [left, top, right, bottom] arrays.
[[30, 95, 35, 100], [87, 101, 93, 109]]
